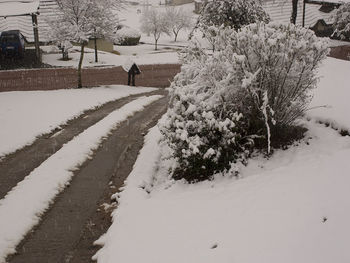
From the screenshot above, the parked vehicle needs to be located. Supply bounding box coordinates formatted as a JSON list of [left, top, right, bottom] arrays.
[[0, 30, 26, 58]]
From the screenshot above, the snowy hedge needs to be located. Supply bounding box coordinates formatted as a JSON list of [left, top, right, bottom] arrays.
[[199, 0, 269, 30], [160, 22, 329, 182], [198, 0, 269, 51], [114, 27, 141, 46], [333, 3, 350, 40]]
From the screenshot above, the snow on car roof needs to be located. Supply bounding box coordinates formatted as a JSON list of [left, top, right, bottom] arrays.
[[0, 0, 40, 17]]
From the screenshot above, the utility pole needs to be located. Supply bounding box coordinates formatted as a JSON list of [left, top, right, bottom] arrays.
[[302, 0, 306, 27], [31, 13, 41, 61]]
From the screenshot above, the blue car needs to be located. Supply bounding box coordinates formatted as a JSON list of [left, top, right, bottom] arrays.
[[0, 30, 26, 58]]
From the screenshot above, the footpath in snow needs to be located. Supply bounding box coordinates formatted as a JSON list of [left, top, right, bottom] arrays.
[[94, 57, 350, 263], [0, 95, 163, 263], [0, 85, 157, 158]]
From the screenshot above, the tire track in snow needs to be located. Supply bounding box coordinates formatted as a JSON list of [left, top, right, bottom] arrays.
[[0, 89, 163, 200], [0, 95, 164, 263]]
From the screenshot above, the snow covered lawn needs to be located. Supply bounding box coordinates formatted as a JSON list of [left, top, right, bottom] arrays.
[[42, 46, 180, 68], [0, 85, 157, 158], [94, 57, 350, 263], [0, 95, 163, 263]]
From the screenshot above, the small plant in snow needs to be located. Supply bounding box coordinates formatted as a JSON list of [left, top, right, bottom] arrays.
[[160, 22, 329, 182], [140, 9, 169, 50], [333, 3, 350, 40]]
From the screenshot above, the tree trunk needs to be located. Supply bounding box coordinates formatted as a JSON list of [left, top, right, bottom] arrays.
[[291, 0, 298, 24], [61, 48, 69, 60], [155, 39, 158, 50], [94, 36, 98, 63], [77, 43, 85, 89], [174, 32, 178, 42]]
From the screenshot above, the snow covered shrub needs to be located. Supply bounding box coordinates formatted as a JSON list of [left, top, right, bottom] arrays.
[[160, 22, 329, 182], [224, 22, 329, 151], [333, 3, 350, 40], [197, 0, 269, 51], [114, 27, 141, 45], [199, 0, 269, 30], [160, 41, 254, 182]]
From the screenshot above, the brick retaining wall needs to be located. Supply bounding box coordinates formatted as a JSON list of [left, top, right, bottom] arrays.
[[0, 64, 181, 92]]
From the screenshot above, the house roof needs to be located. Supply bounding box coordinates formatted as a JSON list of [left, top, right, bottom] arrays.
[[305, 0, 350, 4], [0, 0, 40, 17], [263, 0, 334, 27]]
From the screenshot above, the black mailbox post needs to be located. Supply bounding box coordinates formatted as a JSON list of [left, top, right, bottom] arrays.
[[128, 63, 141, 86]]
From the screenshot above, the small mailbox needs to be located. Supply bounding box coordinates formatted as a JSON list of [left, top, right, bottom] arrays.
[[123, 59, 141, 86]]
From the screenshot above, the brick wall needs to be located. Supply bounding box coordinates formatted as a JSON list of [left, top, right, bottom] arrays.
[[0, 64, 181, 92], [328, 45, 350, 61]]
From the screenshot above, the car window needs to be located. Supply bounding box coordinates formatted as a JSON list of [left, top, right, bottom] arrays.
[[1, 35, 19, 43]]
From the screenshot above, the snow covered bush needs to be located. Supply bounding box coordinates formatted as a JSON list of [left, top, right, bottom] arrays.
[[160, 85, 252, 182], [198, 0, 269, 30], [197, 0, 269, 51], [114, 27, 141, 45], [159, 41, 254, 182], [333, 3, 350, 40], [160, 22, 329, 182], [225, 22, 329, 148]]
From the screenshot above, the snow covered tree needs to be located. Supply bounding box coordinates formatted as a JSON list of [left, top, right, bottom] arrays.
[[49, 0, 119, 88], [165, 7, 192, 42], [160, 22, 329, 182], [198, 0, 269, 30], [333, 2, 350, 40], [140, 8, 169, 50]]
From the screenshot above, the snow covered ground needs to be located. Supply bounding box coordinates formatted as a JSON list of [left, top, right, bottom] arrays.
[[0, 85, 157, 158], [0, 95, 163, 263], [42, 46, 180, 68], [93, 56, 350, 263], [309, 57, 350, 131]]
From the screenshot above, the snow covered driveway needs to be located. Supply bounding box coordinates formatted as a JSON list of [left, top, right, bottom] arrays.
[[0, 88, 168, 263], [0, 85, 157, 158]]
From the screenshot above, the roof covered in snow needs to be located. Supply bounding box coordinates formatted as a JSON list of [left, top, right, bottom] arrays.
[[0, 0, 59, 42], [306, 0, 350, 4], [0, 0, 40, 17]]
